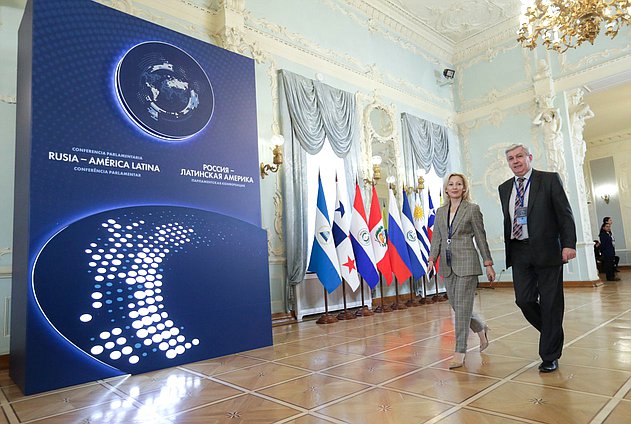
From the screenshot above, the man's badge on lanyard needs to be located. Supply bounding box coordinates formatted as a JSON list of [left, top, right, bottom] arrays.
[[515, 206, 527, 225]]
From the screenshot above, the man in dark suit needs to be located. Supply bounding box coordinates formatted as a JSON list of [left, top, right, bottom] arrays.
[[499, 144, 577, 373]]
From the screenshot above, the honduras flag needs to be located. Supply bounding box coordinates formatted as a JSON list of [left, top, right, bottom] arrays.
[[332, 177, 360, 291], [349, 181, 379, 289], [308, 175, 342, 294], [387, 188, 412, 283], [401, 190, 424, 279]]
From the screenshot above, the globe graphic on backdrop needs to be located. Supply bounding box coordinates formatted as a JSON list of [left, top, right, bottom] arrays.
[[116, 41, 214, 140]]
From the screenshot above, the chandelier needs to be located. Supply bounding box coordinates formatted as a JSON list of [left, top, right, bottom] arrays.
[[517, 0, 631, 53]]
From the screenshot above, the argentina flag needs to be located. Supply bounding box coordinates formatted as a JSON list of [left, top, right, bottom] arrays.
[[308, 174, 342, 294]]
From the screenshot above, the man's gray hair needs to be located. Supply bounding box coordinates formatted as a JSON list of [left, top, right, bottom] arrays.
[[505, 144, 530, 155]]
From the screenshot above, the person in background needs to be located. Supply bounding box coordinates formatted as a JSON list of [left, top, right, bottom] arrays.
[[428, 173, 495, 369], [602, 217, 620, 272], [599, 221, 620, 281], [498, 144, 577, 374], [593, 240, 603, 273]]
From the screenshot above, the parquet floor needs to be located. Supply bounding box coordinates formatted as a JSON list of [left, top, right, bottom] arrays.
[[1, 272, 630, 423]]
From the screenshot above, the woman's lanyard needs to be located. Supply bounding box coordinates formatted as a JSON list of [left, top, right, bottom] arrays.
[[447, 202, 461, 244]]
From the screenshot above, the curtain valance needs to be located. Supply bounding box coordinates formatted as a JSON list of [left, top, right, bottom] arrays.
[[401, 112, 449, 177]]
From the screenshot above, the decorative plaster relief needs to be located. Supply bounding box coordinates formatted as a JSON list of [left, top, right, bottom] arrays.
[[267, 189, 285, 258], [419, 0, 509, 43], [358, 91, 403, 188], [587, 129, 631, 148], [456, 43, 534, 115], [217, 26, 267, 61], [322, 0, 441, 65], [97, 0, 216, 43], [569, 88, 595, 243], [244, 16, 449, 106], [0, 95, 16, 105], [559, 45, 631, 75], [343, 0, 452, 61], [533, 96, 568, 185]]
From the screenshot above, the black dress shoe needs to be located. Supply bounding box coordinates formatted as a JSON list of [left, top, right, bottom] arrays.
[[538, 359, 558, 373]]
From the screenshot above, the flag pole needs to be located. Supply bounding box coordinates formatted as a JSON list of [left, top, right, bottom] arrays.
[[391, 277, 407, 310], [316, 287, 338, 324], [356, 277, 373, 317], [419, 275, 427, 304], [374, 274, 391, 313], [432, 272, 440, 303], [337, 280, 356, 320], [406, 277, 419, 307]]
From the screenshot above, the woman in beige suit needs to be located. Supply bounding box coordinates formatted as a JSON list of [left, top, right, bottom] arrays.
[[428, 173, 496, 368]]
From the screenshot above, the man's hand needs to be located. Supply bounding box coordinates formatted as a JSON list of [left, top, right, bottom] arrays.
[[562, 248, 576, 263]]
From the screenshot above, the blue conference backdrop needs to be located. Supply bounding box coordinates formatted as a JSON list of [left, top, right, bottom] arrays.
[[13, 0, 272, 394]]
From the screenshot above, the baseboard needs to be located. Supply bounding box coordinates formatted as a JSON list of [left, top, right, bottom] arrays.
[[0, 354, 8, 371], [272, 312, 296, 326], [479, 280, 602, 289]]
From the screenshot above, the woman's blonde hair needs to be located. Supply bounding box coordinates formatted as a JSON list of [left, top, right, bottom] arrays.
[[443, 173, 471, 202]]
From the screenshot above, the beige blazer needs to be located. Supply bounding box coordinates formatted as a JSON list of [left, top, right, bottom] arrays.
[[429, 200, 493, 278]]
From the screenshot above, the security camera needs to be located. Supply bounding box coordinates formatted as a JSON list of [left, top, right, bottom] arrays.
[[443, 68, 455, 79]]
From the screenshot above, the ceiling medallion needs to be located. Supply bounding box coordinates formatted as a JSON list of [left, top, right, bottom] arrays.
[[517, 0, 631, 53]]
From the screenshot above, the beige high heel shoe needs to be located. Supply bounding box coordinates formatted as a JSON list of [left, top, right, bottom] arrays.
[[449, 352, 465, 369], [478, 326, 490, 352]]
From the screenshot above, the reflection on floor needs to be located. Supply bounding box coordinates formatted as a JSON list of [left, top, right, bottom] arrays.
[[1, 272, 630, 423]]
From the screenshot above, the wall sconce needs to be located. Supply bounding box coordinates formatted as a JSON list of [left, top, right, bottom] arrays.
[[260, 134, 284, 178], [417, 175, 425, 191], [386, 175, 396, 190], [596, 184, 616, 205], [363, 155, 382, 186]]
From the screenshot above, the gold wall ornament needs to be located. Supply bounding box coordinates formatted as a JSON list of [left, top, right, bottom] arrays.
[[517, 0, 631, 53], [260, 134, 284, 178]]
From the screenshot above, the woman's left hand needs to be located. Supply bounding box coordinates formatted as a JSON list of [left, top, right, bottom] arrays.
[[486, 266, 496, 282]]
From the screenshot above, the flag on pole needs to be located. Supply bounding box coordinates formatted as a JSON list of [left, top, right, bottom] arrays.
[[401, 190, 424, 279], [387, 188, 412, 283], [307, 174, 342, 294], [332, 177, 360, 291], [349, 182, 379, 288], [368, 185, 393, 284], [427, 189, 436, 238], [413, 192, 430, 276], [427, 189, 438, 277]]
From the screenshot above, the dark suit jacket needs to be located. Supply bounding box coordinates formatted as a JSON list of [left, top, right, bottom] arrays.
[[599, 230, 615, 257], [498, 169, 576, 268]]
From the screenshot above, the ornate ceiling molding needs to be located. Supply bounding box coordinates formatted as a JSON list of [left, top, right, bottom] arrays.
[[351, 0, 454, 61], [243, 15, 452, 114], [322, 0, 441, 65], [587, 129, 631, 147]]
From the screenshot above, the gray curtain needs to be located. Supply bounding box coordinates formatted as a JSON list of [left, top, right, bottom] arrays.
[[279, 70, 360, 310], [401, 112, 449, 178]]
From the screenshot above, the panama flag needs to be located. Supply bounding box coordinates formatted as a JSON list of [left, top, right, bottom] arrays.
[[307, 175, 342, 294], [401, 190, 424, 279], [368, 185, 393, 285], [413, 192, 430, 276], [387, 188, 412, 283], [332, 178, 360, 291], [349, 182, 379, 288]]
